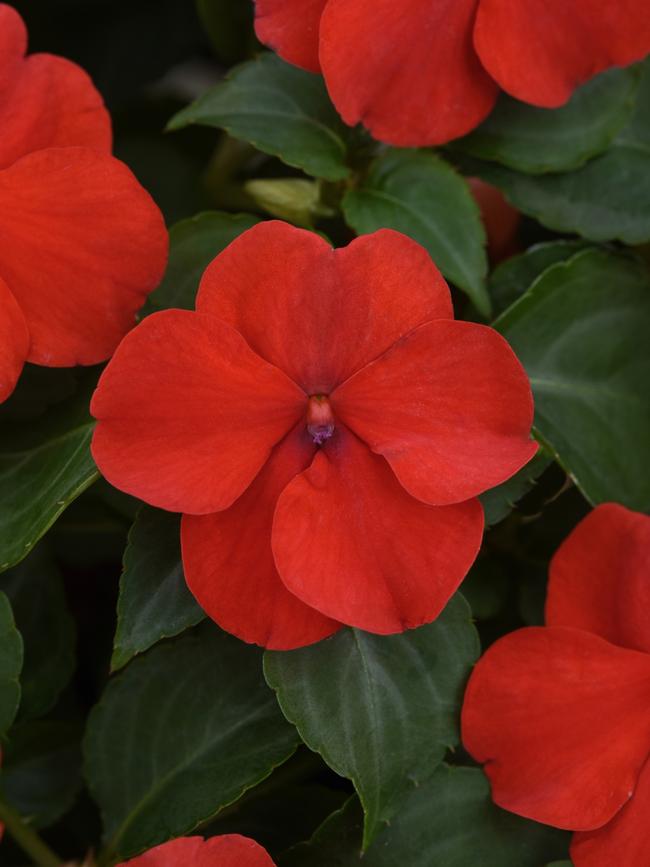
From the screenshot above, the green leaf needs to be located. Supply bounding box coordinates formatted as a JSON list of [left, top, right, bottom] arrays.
[[3, 549, 75, 721], [264, 595, 479, 848], [85, 622, 299, 860], [460, 61, 650, 244], [168, 54, 351, 181], [0, 592, 23, 737], [342, 150, 490, 316], [147, 211, 260, 312], [0, 720, 83, 828], [281, 766, 569, 867], [0, 374, 98, 572], [489, 240, 592, 316], [196, 0, 253, 65], [480, 450, 553, 527], [111, 506, 204, 672], [456, 67, 638, 174], [496, 248, 650, 511]]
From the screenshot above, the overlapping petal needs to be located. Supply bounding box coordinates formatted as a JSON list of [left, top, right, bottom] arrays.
[[197, 222, 452, 394], [118, 834, 276, 866], [272, 426, 483, 632], [571, 756, 650, 867], [462, 626, 650, 830], [182, 426, 340, 650], [319, 0, 498, 146], [0, 4, 111, 170], [254, 0, 326, 73], [0, 147, 167, 366], [333, 320, 536, 506], [0, 275, 29, 403], [91, 309, 306, 514], [474, 0, 650, 108], [547, 503, 650, 655]]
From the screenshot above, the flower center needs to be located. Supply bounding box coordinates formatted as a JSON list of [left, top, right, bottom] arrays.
[[307, 394, 335, 445]]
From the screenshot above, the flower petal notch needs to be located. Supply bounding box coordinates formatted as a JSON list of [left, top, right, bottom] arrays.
[[117, 834, 276, 866], [462, 503, 650, 856], [0, 4, 167, 402], [253, 0, 650, 146], [92, 221, 536, 649]]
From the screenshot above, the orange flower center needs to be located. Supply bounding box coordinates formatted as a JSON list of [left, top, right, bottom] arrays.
[[307, 394, 335, 444]]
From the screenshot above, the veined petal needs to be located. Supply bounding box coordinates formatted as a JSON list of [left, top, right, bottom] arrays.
[[319, 0, 498, 146], [571, 756, 650, 867], [547, 503, 650, 655], [182, 425, 340, 650], [91, 310, 306, 514], [197, 222, 452, 394], [0, 275, 29, 404], [0, 147, 167, 366], [254, 0, 327, 73], [117, 834, 276, 866], [0, 5, 110, 169], [474, 0, 650, 108], [272, 426, 483, 632], [462, 626, 650, 830], [333, 320, 536, 506]]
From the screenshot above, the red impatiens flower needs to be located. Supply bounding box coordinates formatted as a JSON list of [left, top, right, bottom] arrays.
[[254, 0, 650, 146], [117, 835, 276, 866], [467, 178, 521, 264], [462, 503, 650, 867], [91, 221, 536, 650], [0, 4, 167, 403]]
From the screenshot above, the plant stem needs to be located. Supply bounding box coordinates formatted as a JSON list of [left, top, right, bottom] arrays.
[[0, 797, 63, 867]]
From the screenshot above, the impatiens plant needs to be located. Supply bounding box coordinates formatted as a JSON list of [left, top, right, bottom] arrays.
[[0, 2, 649, 866]]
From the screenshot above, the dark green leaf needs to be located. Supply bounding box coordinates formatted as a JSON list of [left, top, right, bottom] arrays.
[[496, 249, 650, 511], [0, 720, 82, 828], [147, 211, 260, 312], [281, 766, 569, 867], [0, 375, 98, 572], [168, 54, 351, 181], [456, 68, 637, 173], [489, 240, 592, 316], [3, 549, 75, 721], [343, 150, 490, 315], [480, 450, 553, 527], [460, 558, 509, 621], [85, 623, 299, 860], [264, 595, 479, 848], [196, 0, 254, 65], [111, 507, 204, 671], [460, 61, 650, 243], [0, 592, 22, 737]]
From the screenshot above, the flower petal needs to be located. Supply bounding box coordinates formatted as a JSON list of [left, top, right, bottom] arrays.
[[254, 0, 326, 73], [547, 503, 650, 655], [118, 834, 276, 866], [0, 5, 111, 170], [333, 320, 536, 506], [474, 0, 650, 108], [0, 147, 167, 366], [571, 755, 650, 867], [197, 222, 452, 394], [319, 0, 498, 146], [0, 276, 29, 403], [91, 309, 306, 514], [272, 426, 483, 632], [462, 626, 650, 830], [182, 425, 340, 650]]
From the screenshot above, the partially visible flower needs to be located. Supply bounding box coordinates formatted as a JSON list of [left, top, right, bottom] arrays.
[[0, 4, 167, 403], [117, 835, 275, 866], [467, 178, 520, 264], [254, 0, 650, 146], [92, 221, 536, 650], [462, 503, 650, 867]]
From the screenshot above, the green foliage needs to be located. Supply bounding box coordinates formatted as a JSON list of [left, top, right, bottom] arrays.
[[0, 592, 23, 738]]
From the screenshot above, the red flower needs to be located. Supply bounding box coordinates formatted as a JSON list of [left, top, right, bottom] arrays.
[[91, 221, 535, 650], [461, 503, 650, 867], [116, 835, 275, 866], [254, 0, 650, 146], [468, 178, 521, 264], [0, 4, 167, 403]]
